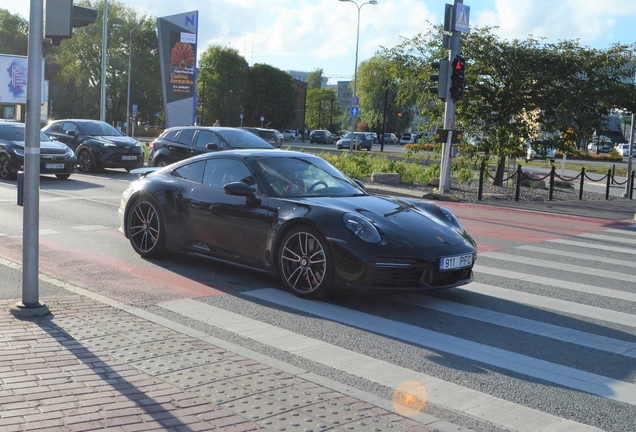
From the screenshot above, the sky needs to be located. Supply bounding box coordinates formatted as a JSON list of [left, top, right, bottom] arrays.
[[4, 0, 636, 84]]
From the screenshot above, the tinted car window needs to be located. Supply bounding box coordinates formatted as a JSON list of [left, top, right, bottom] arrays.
[[171, 160, 205, 183], [0, 125, 24, 141], [161, 129, 178, 142], [215, 129, 273, 149], [196, 130, 222, 149], [61, 122, 79, 135], [176, 129, 196, 146], [81, 122, 122, 136], [203, 159, 256, 190]]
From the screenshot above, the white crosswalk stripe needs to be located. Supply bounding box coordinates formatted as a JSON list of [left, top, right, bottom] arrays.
[[156, 226, 636, 432]]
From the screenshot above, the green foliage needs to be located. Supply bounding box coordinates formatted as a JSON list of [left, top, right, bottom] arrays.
[[0, 9, 28, 55], [306, 88, 337, 130], [244, 64, 298, 130], [197, 45, 249, 127], [307, 69, 324, 90]]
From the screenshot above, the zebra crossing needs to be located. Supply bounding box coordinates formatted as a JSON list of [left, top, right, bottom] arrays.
[[158, 224, 636, 432]]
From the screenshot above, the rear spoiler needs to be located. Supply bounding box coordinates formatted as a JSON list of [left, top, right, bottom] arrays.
[[129, 167, 160, 178]]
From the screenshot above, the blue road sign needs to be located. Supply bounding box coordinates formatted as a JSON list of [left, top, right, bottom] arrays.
[[454, 3, 470, 33], [350, 106, 359, 117]]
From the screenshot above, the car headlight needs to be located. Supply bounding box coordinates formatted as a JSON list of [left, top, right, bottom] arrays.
[[343, 213, 381, 243], [12, 147, 24, 157], [439, 207, 464, 231], [96, 139, 116, 147], [65, 147, 74, 157]]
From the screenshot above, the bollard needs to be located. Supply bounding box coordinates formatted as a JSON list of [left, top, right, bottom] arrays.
[[17, 171, 24, 206]]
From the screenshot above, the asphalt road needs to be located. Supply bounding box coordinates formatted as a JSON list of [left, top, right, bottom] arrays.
[[1, 171, 636, 431]]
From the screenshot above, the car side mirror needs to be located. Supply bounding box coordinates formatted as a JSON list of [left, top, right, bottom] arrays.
[[224, 182, 260, 205], [65, 130, 77, 137], [206, 143, 220, 151]]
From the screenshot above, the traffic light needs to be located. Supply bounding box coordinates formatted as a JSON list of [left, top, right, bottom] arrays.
[[45, 0, 98, 46], [449, 55, 466, 102], [429, 59, 449, 100]]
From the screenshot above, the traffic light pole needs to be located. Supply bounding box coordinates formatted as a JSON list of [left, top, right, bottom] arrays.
[[439, 0, 463, 194]]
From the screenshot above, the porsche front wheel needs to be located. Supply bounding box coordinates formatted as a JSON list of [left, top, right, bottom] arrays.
[[127, 197, 166, 258], [278, 226, 333, 299]]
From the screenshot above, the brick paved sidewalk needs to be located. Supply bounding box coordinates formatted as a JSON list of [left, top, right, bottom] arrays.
[[0, 296, 439, 432]]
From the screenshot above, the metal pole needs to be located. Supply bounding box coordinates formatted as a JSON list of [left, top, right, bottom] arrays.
[[126, 28, 133, 136], [624, 112, 634, 198], [340, 1, 377, 147], [11, 0, 49, 317], [100, 0, 108, 122], [439, 0, 462, 194]]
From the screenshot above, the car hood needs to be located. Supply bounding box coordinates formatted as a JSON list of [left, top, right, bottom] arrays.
[[86, 135, 141, 148], [11, 141, 71, 154], [287, 195, 470, 248]]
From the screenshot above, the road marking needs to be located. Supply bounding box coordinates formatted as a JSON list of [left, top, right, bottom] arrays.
[[577, 233, 636, 246], [516, 245, 636, 268], [548, 238, 636, 255], [391, 292, 636, 358], [39, 229, 61, 236], [158, 296, 601, 432], [72, 225, 112, 231], [479, 251, 636, 283], [465, 279, 636, 328]]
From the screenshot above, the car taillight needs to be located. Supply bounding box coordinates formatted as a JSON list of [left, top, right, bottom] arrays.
[[148, 142, 155, 149]]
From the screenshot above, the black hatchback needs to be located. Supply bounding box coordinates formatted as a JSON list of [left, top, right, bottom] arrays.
[[147, 126, 275, 167], [42, 119, 144, 173]]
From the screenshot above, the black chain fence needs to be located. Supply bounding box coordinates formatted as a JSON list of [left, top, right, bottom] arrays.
[[477, 162, 635, 201]]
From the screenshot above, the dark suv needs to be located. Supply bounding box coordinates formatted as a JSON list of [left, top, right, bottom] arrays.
[[42, 119, 144, 173], [239, 127, 283, 148], [147, 126, 275, 167], [310, 130, 333, 144]]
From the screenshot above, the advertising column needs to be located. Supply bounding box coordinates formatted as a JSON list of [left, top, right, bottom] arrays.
[[157, 11, 198, 128]]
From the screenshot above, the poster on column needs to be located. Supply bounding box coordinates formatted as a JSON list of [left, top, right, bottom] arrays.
[[0, 54, 46, 106], [157, 11, 198, 128]]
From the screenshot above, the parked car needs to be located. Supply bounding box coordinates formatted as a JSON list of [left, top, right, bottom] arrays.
[[526, 142, 556, 162], [399, 133, 414, 145], [240, 127, 283, 148], [614, 143, 635, 157], [365, 132, 378, 144], [309, 130, 333, 144], [119, 149, 476, 299], [336, 132, 373, 151], [42, 119, 143, 173], [0, 121, 77, 180], [283, 130, 298, 140], [148, 126, 275, 167], [381, 133, 398, 145]]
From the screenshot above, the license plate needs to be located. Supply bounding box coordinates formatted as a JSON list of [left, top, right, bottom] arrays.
[[122, 155, 137, 161], [440, 253, 473, 271], [45, 163, 65, 169]]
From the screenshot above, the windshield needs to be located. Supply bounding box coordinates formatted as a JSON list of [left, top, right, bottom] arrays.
[[216, 129, 275, 148], [343, 132, 365, 140], [80, 122, 123, 137], [0, 125, 51, 142], [254, 156, 366, 198]]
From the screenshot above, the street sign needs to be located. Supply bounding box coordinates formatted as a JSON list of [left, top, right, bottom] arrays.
[[435, 129, 463, 143], [350, 106, 359, 117], [240, 114, 244, 119], [454, 3, 470, 33], [132, 104, 138, 116], [352, 96, 359, 105]]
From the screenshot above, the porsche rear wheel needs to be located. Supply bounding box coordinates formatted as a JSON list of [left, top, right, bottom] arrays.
[[127, 196, 166, 258], [0, 154, 15, 180], [278, 226, 333, 299]]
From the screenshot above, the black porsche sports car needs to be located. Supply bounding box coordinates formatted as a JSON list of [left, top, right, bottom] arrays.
[[42, 119, 144, 173], [118, 149, 476, 299]]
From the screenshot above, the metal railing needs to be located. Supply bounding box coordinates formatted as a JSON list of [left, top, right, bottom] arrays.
[[477, 162, 635, 201]]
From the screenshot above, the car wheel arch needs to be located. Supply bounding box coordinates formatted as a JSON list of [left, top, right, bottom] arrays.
[[271, 219, 331, 275]]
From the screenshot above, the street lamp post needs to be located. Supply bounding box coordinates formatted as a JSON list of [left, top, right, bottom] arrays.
[[339, 0, 378, 144], [100, 0, 109, 122], [126, 26, 144, 136]]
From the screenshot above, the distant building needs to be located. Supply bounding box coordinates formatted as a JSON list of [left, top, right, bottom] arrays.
[[337, 81, 352, 113], [287, 70, 328, 88]]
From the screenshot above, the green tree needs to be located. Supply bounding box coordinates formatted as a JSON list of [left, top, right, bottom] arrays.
[[51, 1, 161, 126], [197, 45, 249, 126], [0, 9, 28, 55], [356, 55, 413, 136], [307, 68, 324, 90], [244, 63, 297, 130], [306, 88, 337, 130]]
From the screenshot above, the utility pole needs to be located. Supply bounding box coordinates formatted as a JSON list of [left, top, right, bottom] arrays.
[[437, 0, 469, 194]]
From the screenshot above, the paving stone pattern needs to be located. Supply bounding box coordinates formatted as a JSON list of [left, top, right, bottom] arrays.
[[0, 296, 436, 431]]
